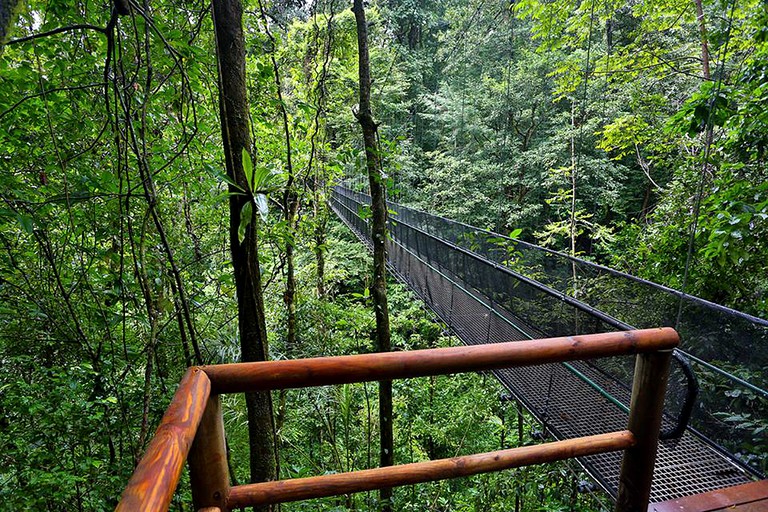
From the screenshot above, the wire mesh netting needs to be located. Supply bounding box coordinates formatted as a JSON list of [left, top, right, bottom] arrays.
[[330, 185, 762, 502]]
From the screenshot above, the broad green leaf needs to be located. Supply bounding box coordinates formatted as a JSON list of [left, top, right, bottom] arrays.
[[238, 201, 253, 245], [242, 149, 255, 192], [214, 168, 245, 193], [255, 193, 269, 221], [16, 214, 33, 234], [358, 204, 372, 220], [252, 163, 275, 191]]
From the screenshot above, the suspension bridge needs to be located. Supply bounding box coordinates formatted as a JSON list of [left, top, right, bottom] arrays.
[[114, 185, 768, 512], [330, 185, 767, 506]]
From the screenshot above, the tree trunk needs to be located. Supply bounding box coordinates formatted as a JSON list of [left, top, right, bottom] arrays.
[[313, 178, 327, 298], [693, 0, 711, 80], [212, 0, 277, 494], [0, 0, 20, 48], [693, 0, 715, 180], [352, 1, 394, 510], [256, 0, 299, 358]]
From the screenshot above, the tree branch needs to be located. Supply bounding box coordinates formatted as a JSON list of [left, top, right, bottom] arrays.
[[7, 24, 105, 45]]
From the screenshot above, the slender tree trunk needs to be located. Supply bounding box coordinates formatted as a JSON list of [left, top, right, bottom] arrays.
[[641, 181, 652, 221], [569, 102, 577, 261], [693, 0, 711, 80], [310, 16, 335, 300], [313, 176, 327, 298], [212, 0, 277, 494], [694, 0, 715, 181], [256, 0, 299, 358], [0, 0, 20, 48], [352, 1, 393, 510], [569, 101, 582, 337]]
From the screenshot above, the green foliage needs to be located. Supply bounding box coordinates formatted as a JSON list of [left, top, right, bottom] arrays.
[[598, 0, 768, 317], [0, 358, 128, 510], [1, 0, 765, 508], [261, 226, 609, 511], [1, 0, 229, 507], [697, 361, 767, 473], [667, 82, 732, 136]]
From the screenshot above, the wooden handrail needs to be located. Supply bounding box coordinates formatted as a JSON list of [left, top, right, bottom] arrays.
[[202, 328, 679, 393], [116, 368, 211, 511], [115, 329, 679, 512], [227, 431, 636, 508]]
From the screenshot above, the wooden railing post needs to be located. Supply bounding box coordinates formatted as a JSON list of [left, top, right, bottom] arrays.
[[616, 350, 673, 512], [188, 393, 230, 511]]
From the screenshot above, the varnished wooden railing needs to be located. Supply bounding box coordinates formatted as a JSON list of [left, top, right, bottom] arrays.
[[115, 328, 678, 512]]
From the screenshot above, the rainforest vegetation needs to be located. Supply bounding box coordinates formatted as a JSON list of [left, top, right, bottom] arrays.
[[0, 0, 766, 509]]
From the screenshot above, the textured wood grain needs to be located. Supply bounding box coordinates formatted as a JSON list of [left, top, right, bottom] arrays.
[[203, 328, 679, 393], [189, 394, 230, 510], [649, 480, 768, 512], [617, 351, 673, 512], [227, 430, 636, 508], [115, 368, 211, 511]]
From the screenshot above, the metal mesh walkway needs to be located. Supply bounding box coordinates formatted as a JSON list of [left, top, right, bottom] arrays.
[[330, 186, 757, 503]]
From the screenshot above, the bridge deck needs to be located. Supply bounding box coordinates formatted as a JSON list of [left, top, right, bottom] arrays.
[[330, 188, 753, 504], [649, 480, 768, 511]]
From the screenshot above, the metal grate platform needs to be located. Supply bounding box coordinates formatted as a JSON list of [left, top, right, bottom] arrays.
[[330, 189, 754, 503]]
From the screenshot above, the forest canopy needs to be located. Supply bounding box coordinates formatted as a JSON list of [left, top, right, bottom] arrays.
[[0, 0, 765, 509]]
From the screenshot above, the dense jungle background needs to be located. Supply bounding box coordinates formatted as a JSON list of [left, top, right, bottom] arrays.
[[0, 0, 766, 509]]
